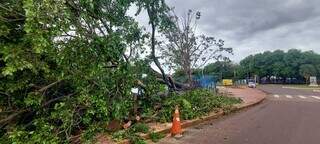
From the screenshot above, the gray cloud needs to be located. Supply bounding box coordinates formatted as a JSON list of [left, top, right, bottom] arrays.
[[166, 0, 320, 62]]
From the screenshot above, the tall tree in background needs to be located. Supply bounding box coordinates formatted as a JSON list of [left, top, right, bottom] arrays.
[[161, 10, 232, 86], [299, 64, 317, 84], [204, 61, 238, 80]]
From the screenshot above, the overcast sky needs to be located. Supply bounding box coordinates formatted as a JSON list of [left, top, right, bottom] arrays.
[[164, 0, 320, 62]]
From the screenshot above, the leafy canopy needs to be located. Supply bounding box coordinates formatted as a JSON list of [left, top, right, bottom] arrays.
[[0, 0, 170, 143]]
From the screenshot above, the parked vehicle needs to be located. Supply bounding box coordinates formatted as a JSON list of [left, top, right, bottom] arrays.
[[248, 79, 257, 88]]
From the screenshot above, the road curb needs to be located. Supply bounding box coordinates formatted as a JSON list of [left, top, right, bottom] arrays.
[[234, 96, 266, 110]]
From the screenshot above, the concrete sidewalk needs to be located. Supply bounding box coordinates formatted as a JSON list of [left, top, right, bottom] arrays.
[[220, 87, 266, 108]]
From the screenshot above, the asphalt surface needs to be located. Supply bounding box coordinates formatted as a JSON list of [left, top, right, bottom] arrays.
[[259, 84, 320, 96], [158, 85, 320, 144]]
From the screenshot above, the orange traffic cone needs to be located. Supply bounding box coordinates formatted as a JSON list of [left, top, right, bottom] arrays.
[[171, 106, 182, 137]]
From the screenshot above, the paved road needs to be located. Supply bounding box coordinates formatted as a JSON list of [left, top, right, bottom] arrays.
[[158, 85, 320, 144], [261, 85, 320, 103]]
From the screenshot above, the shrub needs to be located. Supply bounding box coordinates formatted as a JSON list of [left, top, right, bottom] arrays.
[[111, 123, 150, 144], [112, 130, 127, 141], [157, 89, 242, 122], [131, 123, 150, 134], [149, 132, 165, 143]]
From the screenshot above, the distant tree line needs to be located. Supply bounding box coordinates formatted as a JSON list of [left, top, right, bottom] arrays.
[[174, 49, 320, 84], [238, 49, 320, 84], [173, 61, 238, 82]]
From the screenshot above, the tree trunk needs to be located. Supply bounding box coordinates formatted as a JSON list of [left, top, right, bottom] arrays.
[[147, 7, 176, 91], [186, 68, 193, 87]]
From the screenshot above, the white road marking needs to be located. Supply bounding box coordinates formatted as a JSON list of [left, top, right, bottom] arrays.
[[286, 95, 293, 98], [298, 95, 307, 99], [311, 96, 320, 100], [273, 94, 280, 98]]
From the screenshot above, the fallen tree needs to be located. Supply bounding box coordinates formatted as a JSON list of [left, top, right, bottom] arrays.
[[149, 68, 189, 90]]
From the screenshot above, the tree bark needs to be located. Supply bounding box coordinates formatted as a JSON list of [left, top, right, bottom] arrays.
[[185, 68, 193, 87]]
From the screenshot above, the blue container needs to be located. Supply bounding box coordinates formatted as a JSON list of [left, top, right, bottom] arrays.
[[194, 75, 217, 89]]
